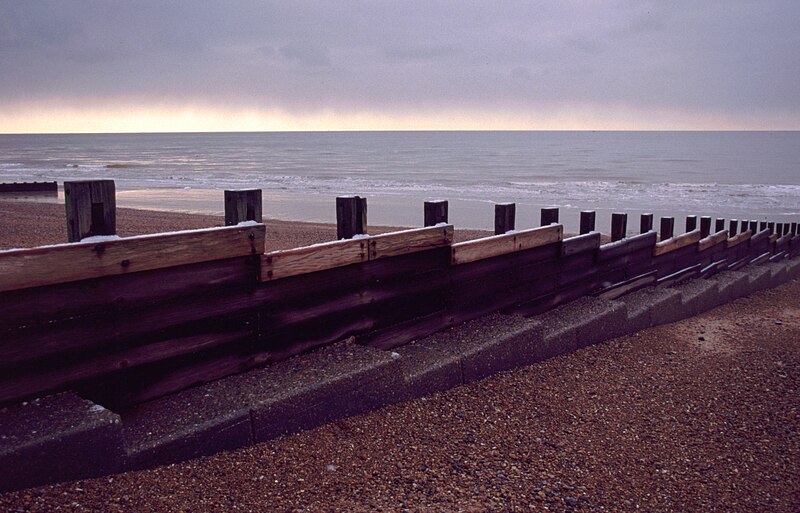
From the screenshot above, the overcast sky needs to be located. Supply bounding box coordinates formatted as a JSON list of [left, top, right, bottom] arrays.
[[1, 1, 798, 132]]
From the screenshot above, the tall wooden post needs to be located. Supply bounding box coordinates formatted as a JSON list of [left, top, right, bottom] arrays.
[[494, 203, 516, 235], [336, 196, 367, 239], [611, 213, 627, 242], [224, 189, 262, 226], [685, 215, 697, 232], [700, 216, 712, 238], [540, 207, 559, 226], [579, 211, 596, 234], [64, 180, 116, 242], [740, 220, 749, 233], [715, 218, 725, 233], [660, 217, 675, 241], [640, 213, 653, 233], [729, 219, 738, 236], [423, 200, 449, 227], [767, 221, 774, 234], [750, 220, 758, 232], [792, 222, 798, 235]]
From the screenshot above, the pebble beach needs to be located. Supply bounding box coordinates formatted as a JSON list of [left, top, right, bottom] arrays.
[[0, 200, 798, 512]]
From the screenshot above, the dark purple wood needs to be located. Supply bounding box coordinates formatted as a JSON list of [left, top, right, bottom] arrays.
[[494, 203, 516, 234], [579, 211, 596, 234], [660, 217, 675, 241], [540, 207, 559, 226]]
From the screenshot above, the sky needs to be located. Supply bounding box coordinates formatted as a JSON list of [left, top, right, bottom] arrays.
[[1, 1, 799, 133]]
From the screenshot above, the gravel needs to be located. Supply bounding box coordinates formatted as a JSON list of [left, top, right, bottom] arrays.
[[2, 278, 798, 512]]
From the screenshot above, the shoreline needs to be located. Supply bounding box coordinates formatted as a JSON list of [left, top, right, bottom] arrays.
[[0, 199, 491, 251]]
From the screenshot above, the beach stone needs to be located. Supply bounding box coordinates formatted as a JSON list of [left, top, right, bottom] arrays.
[[613, 287, 682, 331], [404, 313, 544, 384], [0, 392, 124, 493]]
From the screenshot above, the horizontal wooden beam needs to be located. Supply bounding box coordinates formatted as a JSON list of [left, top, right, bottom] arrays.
[[561, 232, 601, 257], [261, 225, 454, 281], [594, 271, 657, 300], [450, 224, 563, 265], [262, 238, 368, 281], [368, 225, 453, 260], [725, 229, 752, 249], [0, 224, 266, 292], [697, 230, 728, 252], [652, 229, 702, 257]]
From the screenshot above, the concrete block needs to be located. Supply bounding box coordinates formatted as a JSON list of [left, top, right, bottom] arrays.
[[673, 278, 719, 317], [408, 313, 544, 384], [764, 261, 789, 288], [535, 297, 628, 352], [713, 270, 751, 302], [392, 342, 462, 401], [614, 286, 683, 330], [748, 265, 773, 292], [0, 393, 124, 493], [786, 258, 800, 280], [250, 341, 402, 442], [123, 397, 252, 470]]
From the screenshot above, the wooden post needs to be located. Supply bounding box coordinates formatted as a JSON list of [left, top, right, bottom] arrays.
[[540, 207, 559, 226], [792, 222, 798, 235], [494, 203, 516, 235], [750, 220, 758, 232], [759, 221, 767, 232], [423, 200, 448, 227], [640, 213, 653, 234], [64, 180, 116, 242], [740, 220, 749, 233], [700, 216, 712, 238], [685, 215, 697, 233], [224, 189, 262, 226], [660, 217, 675, 241], [336, 196, 367, 240], [715, 218, 725, 233], [611, 213, 627, 242], [767, 222, 775, 234], [579, 211, 596, 234], [729, 219, 738, 236]]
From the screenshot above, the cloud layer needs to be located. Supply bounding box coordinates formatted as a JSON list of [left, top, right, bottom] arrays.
[[1, 1, 798, 131]]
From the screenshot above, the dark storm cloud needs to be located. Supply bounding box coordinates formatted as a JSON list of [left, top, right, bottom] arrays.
[[0, 0, 798, 118]]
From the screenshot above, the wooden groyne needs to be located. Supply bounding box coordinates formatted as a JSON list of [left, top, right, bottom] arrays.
[[0, 181, 57, 193], [0, 180, 798, 409]]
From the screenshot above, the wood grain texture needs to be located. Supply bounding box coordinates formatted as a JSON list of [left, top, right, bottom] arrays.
[[561, 232, 601, 257], [726, 230, 752, 249], [698, 230, 729, 252], [262, 238, 368, 281], [595, 271, 657, 300], [653, 229, 701, 256], [450, 224, 562, 265], [369, 225, 453, 260], [0, 224, 266, 292]]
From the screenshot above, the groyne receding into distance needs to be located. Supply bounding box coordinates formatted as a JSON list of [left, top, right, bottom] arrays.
[[1, 179, 799, 492]]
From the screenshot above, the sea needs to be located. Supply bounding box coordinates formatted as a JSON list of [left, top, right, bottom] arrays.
[[0, 131, 798, 233]]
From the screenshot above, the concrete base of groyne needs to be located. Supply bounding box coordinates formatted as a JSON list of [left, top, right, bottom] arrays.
[[2, 259, 799, 493]]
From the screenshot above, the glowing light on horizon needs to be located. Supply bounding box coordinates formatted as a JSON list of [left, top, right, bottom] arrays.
[[0, 101, 793, 134]]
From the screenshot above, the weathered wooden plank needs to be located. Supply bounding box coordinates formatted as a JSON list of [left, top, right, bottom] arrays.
[[359, 311, 452, 350], [224, 189, 262, 225], [423, 200, 448, 226], [561, 232, 601, 257], [653, 229, 701, 256], [0, 256, 256, 331], [768, 251, 786, 262], [657, 264, 702, 287], [726, 230, 752, 249], [450, 225, 562, 265], [261, 238, 368, 281], [700, 259, 728, 279], [749, 229, 771, 245], [0, 224, 266, 292], [597, 231, 657, 262], [369, 225, 453, 260], [64, 180, 116, 242], [698, 230, 728, 252], [750, 252, 771, 265], [0, 181, 58, 193], [594, 271, 657, 300], [775, 234, 792, 250]]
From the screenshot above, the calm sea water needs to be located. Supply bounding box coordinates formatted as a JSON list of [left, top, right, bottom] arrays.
[[0, 131, 798, 232]]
